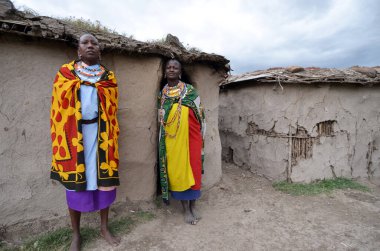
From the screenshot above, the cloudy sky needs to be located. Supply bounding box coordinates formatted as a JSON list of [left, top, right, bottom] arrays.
[[12, 0, 380, 74]]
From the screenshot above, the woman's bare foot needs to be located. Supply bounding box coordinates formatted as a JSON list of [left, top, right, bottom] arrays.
[[190, 200, 202, 221], [101, 228, 121, 246], [191, 208, 202, 221], [184, 209, 198, 225], [69, 234, 81, 251], [182, 200, 198, 225]]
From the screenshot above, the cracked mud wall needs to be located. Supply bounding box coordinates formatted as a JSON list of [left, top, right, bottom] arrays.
[[0, 34, 223, 228], [219, 82, 380, 182], [185, 65, 224, 188]]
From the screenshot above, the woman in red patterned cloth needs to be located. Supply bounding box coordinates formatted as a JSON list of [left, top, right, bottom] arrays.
[[50, 33, 120, 250]]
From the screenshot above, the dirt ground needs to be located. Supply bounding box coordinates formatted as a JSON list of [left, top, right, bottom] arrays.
[[84, 162, 380, 251]]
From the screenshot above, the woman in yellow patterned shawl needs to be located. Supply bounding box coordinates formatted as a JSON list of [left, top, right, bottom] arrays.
[[50, 34, 120, 250]]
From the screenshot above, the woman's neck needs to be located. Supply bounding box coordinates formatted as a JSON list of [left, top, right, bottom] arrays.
[[167, 79, 180, 87], [81, 59, 99, 66]]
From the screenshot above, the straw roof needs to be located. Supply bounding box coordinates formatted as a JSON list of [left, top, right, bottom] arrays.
[[221, 66, 380, 88], [0, 0, 229, 71]]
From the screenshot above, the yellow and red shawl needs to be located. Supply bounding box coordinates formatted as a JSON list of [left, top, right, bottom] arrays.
[[50, 60, 120, 191]]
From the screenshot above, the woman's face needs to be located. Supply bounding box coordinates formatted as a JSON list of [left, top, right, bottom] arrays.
[[78, 34, 100, 65], [165, 60, 181, 81]]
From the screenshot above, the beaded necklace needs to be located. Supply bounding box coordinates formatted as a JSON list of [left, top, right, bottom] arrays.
[[159, 81, 187, 138], [74, 61, 105, 78]]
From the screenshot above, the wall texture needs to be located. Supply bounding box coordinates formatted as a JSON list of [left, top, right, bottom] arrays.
[[0, 34, 223, 229], [219, 83, 380, 182]]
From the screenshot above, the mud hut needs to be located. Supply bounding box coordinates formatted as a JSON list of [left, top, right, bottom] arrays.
[[0, 0, 229, 235], [219, 66, 380, 183]]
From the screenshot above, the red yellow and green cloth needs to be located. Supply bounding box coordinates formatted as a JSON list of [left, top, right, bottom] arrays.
[[158, 82, 205, 202]]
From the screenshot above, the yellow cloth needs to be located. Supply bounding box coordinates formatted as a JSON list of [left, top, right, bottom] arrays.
[[165, 104, 195, 191]]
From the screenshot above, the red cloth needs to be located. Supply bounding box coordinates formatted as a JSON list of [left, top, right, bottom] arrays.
[[188, 109, 203, 190]]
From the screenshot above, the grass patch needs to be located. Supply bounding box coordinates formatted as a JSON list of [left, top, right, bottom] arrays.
[[109, 216, 135, 235], [60, 17, 119, 35], [16, 6, 117, 35], [146, 38, 166, 45], [19, 6, 39, 16], [0, 240, 15, 251], [187, 47, 202, 53], [23, 228, 72, 251], [59, 17, 135, 39], [3, 211, 155, 251], [109, 211, 155, 235], [16, 5, 136, 39], [273, 177, 370, 196], [21, 227, 98, 251], [154, 196, 164, 208], [135, 211, 155, 221]]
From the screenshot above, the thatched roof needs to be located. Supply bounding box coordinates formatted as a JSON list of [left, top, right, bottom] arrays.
[[221, 66, 380, 88], [0, 0, 229, 71]]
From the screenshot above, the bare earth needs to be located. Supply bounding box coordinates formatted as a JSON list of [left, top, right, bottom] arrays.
[[86, 162, 380, 251]]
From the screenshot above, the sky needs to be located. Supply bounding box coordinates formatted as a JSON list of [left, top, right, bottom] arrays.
[[12, 0, 380, 74]]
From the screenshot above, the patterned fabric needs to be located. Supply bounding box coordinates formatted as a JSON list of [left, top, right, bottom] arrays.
[[50, 60, 120, 191], [158, 83, 205, 202]]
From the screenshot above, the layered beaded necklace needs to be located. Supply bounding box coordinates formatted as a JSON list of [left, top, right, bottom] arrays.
[[159, 81, 187, 138], [74, 61, 105, 79]]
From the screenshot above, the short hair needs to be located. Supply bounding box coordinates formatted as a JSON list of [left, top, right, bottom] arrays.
[[166, 59, 182, 70], [77, 33, 98, 47]]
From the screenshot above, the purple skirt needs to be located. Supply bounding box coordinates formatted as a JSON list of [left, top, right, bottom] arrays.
[[66, 189, 116, 212], [171, 189, 201, 200]]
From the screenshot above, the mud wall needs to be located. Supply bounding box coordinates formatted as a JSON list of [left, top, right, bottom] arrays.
[[219, 82, 380, 182], [0, 33, 223, 228]]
